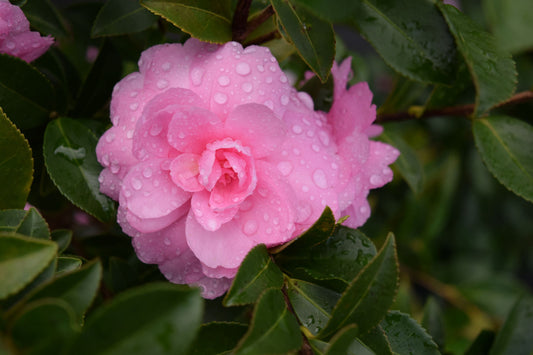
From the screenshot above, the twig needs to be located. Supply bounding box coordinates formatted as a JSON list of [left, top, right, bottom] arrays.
[[243, 30, 280, 46], [232, 0, 252, 42], [234, 5, 276, 44], [376, 90, 533, 123]]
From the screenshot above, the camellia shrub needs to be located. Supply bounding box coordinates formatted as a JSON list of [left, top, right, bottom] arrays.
[[1, 0, 532, 354]]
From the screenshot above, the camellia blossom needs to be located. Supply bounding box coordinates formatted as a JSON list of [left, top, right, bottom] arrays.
[[0, 0, 54, 62], [96, 38, 399, 298]]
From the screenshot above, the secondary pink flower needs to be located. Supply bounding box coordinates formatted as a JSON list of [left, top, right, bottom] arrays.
[[0, 0, 54, 62], [96, 38, 399, 298]]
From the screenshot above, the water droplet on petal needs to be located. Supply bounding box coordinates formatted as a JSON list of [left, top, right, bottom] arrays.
[[217, 76, 230, 86], [131, 177, 143, 190], [241, 82, 253, 93], [243, 220, 258, 236], [129, 103, 139, 111], [149, 123, 163, 136], [105, 132, 116, 143], [110, 164, 120, 174], [161, 62, 171, 71], [98, 175, 104, 183], [264, 100, 274, 110], [143, 167, 153, 178], [126, 130, 134, 139], [6, 42, 15, 50], [236, 62, 251, 76], [280, 74, 288, 83], [190, 67, 204, 86], [277, 161, 293, 176], [302, 185, 309, 192], [280, 95, 289, 105], [318, 131, 330, 146], [257, 64, 265, 72], [312, 144, 320, 152], [292, 125, 303, 134], [313, 169, 328, 189], [370, 174, 382, 186], [157, 79, 168, 89], [164, 238, 171, 246], [297, 92, 314, 110], [214, 92, 228, 104]]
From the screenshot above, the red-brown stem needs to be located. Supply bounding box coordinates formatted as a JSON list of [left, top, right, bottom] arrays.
[[232, 0, 252, 42], [243, 30, 280, 46], [376, 90, 533, 123]]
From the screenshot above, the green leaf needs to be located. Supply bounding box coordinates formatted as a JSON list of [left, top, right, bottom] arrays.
[[233, 289, 302, 355], [10, 299, 80, 355], [473, 116, 533, 203], [489, 294, 533, 355], [140, 0, 232, 43], [359, 326, 393, 355], [0, 208, 49, 240], [108, 257, 137, 294], [43, 117, 116, 222], [224, 244, 284, 307], [22, 0, 69, 38], [0, 109, 33, 209], [189, 322, 248, 355], [380, 124, 424, 194], [270, 0, 334, 82], [465, 330, 495, 355], [276, 226, 377, 287], [72, 41, 122, 116], [0, 55, 55, 130], [0, 233, 57, 300], [380, 311, 440, 355], [92, 0, 157, 37], [71, 283, 203, 355], [56, 257, 83, 275], [301, 0, 456, 84], [286, 278, 340, 336], [318, 233, 399, 339], [422, 297, 445, 350], [438, 3, 516, 116], [25, 260, 102, 323], [324, 325, 365, 355], [51, 229, 72, 254], [483, 0, 533, 54]]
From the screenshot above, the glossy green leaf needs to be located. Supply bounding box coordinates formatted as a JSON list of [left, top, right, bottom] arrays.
[[324, 325, 362, 355], [318, 233, 398, 339], [380, 125, 424, 194], [465, 330, 495, 355], [359, 326, 393, 355], [43, 117, 116, 222], [276, 226, 377, 287], [92, 0, 157, 37], [108, 257, 137, 294], [140, 0, 232, 43], [0, 233, 57, 300], [51, 229, 72, 254], [56, 257, 83, 275], [422, 297, 445, 350], [189, 322, 248, 355], [483, 0, 533, 54], [0, 55, 55, 130], [438, 3, 516, 116], [71, 283, 203, 355], [234, 289, 302, 355], [25, 260, 102, 323], [380, 311, 440, 355], [489, 294, 533, 355], [72, 41, 122, 116], [22, 0, 69, 38], [10, 299, 80, 355], [270, 0, 334, 82], [0, 208, 49, 240], [224, 244, 284, 306], [0, 110, 33, 209], [291, 0, 359, 22], [473, 116, 533, 203], [286, 278, 340, 336]]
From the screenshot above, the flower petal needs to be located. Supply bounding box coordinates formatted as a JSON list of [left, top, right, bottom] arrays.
[[190, 190, 238, 231], [169, 153, 203, 192]]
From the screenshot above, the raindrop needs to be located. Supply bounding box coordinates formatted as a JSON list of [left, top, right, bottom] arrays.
[[360, 205, 368, 214], [131, 177, 143, 190], [214, 92, 228, 104], [312, 144, 320, 152], [302, 185, 309, 192], [161, 62, 171, 71], [110, 164, 120, 174], [280, 75, 288, 83], [277, 161, 293, 176], [313, 169, 328, 189], [164, 238, 171, 246], [257, 64, 265, 72], [318, 131, 330, 146], [236, 62, 251, 76], [190, 67, 204, 86], [241, 82, 253, 93], [292, 125, 303, 134], [54, 146, 86, 162], [105, 132, 115, 143], [370, 174, 382, 186], [129, 103, 139, 111], [280, 95, 289, 105], [98, 175, 104, 183], [143, 167, 153, 178], [126, 130, 134, 139], [217, 76, 230, 86], [264, 100, 274, 110], [243, 220, 258, 235], [129, 91, 138, 98], [297, 92, 314, 110], [293, 148, 301, 155], [266, 76, 273, 84], [157, 79, 168, 89], [150, 124, 163, 136], [6, 42, 15, 50]]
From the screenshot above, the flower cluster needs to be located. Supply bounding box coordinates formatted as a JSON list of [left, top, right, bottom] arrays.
[[0, 0, 53, 62], [96, 38, 399, 298]]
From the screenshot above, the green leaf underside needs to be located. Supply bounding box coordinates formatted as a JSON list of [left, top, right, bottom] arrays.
[[473, 116, 533, 203], [0, 55, 55, 130], [10, 299, 80, 354], [0, 208, 50, 240], [0, 109, 33, 209], [489, 295, 533, 355], [188, 322, 248, 355], [43, 117, 116, 222], [287, 278, 340, 336], [359, 326, 394, 355], [380, 311, 440, 355], [270, 0, 334, 82], [92, 0, 157, 37], [51, 229, 73, 254], [25, 260, 102, 323], [224, 244, 284, 306], [438, 3, 516, 116], [234, 289, 302, 355], [324, 325, 360, 354], [0, 233, 57, 300], [318, 233, 399, 339], [22, 0, 69, 38], [140, 0, 232, 43], [71, 283, 203, 355], [351, 0, 458, 84]]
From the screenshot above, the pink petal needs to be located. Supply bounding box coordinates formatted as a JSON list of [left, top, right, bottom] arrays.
[[340, 196, 371, 229], [0, 32, 53, 62], [201, 263, 238, 279], [190, 190, 238, 231], [185, 210, 256, 269], [98, 168, 122, 201], [361, 141, 399, 189], [109, 72, 145, 128], [96, 125, 138, 179], [224, 103, 286, 158], [119, 159, 191, 232], [167, 105, 223, 153], [169, 153, 203, 192]]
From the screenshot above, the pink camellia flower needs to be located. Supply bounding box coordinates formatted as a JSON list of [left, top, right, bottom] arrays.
[[0, 0, 54, 62], [96, 38, 399, 298]]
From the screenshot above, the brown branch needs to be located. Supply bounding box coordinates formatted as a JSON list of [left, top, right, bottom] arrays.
[[232, 0, 252, 42], [376, 90, 533, 123], [243, 30, 280, 46], [234, 5, 276, 44]]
